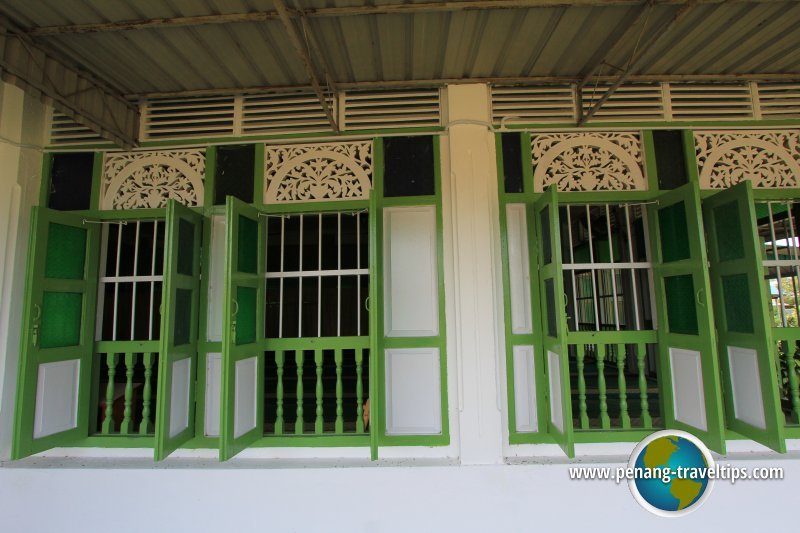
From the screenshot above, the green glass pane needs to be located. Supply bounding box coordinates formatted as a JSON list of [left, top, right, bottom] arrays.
[[237, 215, 258, 274], [545, 278, 557, 338], [714, 201, 744, 262], [177, 218, 195, 276], [540, 205, 552, 265], [45, 223, 87, 280], [664, 275, 698, 335], [173, 288, 193, 346], [658, 202, 690, 263], [40, 292, 83, 348], [236, 286, 257, 345], [722, 273, 754, 334]]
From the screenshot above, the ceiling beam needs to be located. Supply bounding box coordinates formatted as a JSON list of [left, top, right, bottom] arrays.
[[577, 0, 700, 125], [125, 72, 800, 99], [0, 20, 138, 148], [25, 0, 783, 36], [272, 0, 339, 133]]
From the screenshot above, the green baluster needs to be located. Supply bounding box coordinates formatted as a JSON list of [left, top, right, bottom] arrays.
[[597, 344, 610, 429], [576, 344, 589, 429], [101, 353, 118, 434], [356, 348, 364, 433], [335, 349, 343, 434], [120, 352, 136, 435], [315, 350, 324, 434], [139, 352, 154, 434], [295, 351, 304, 435], [788, 341, 800, 424], [637, 343, 652, 428], [275, 351, 284, 435], [617, 345, 631, 429]]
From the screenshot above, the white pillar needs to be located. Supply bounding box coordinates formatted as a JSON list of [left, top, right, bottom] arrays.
[[0, 83, 47, 459], [443, 84, 505, 464]]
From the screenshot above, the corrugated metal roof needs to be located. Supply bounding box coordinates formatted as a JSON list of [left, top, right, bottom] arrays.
[[1, 0, 798, 97]]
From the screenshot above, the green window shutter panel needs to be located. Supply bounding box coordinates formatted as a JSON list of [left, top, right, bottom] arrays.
[[658, 201, 690, 263], [177, 218, 195, 276], [540, 205, 551, 264], [721, 273, 754, 334], [45, 223, 87, 279], [714, 202, 745, 262], [236, 286, 257, 345], [173, 288, 193, 346], [664, 274, 698, 335], [545, 278, 557, 338], [237, 214, 258, 274], [40, 292, 83, 348]]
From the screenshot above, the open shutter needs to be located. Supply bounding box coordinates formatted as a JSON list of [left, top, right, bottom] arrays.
[[368, 193, 380, 460], [703, 181, 786, 453], [533, 186, 575, 457], [12, 208, 99, 459], [650, 182, 726, 453], [155, 200, 203, 460], [220, 196, 264, 460]]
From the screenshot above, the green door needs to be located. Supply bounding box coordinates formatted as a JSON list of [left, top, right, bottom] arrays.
[[12, 208, 99, 459], [703, 181, 787, 453], [533, 186, 575, 457], [155, 200, 203, 460], [220, 196, 265, 461], [650, 183, 726, 453]]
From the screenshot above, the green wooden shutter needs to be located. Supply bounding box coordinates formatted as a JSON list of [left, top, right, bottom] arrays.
[[220, 196, 265, 461], [650, 182, 727, 453], [155, 200, 204, 460], [368, 193, 380, 460], [533, 186, 575, 457], [12, 208, 100, 459], [703, 181, 786, 453]]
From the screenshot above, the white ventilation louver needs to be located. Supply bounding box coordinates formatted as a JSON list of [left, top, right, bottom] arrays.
[[668, 83, 754, 120], [49, 110, 113, 146], [757, 83, 800, 119], [581, 83, 665, 122], [242, 92, 334, 135], [492, 85, 575, 124], [141, 95, 236, 140], [343, 89, 441, 130]]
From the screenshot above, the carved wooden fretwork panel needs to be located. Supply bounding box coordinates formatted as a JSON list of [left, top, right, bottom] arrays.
[[102, 150, 205, 209], [530, 132, 646, 192], [264, 141, 372, 203], [694, 130, 800, 189]]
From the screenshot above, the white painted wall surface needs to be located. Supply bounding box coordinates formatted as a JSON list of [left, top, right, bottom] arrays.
[[0, 83, 46, 459], [2, 455, 799, 533]]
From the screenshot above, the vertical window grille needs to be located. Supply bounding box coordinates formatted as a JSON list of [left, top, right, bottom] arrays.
[[560, 204, 655, 332], [97, 220, 166, 341], [757, 202, 800, 328], [265, 211, 369, 338]]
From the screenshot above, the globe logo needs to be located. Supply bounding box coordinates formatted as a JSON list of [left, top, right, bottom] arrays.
[[628, 430, 715, 516]]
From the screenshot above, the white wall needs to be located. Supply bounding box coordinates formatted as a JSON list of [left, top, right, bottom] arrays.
[[0, 83, 46, 459], [1, 455, 799, 532]]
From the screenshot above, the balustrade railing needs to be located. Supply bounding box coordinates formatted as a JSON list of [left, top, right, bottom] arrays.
[[774, 329, 800, 427], [264, 337, 370, 436], [567, 331, 660, 431]]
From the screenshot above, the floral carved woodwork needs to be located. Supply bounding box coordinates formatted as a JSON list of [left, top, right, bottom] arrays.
[[102, 150, 205, 209], [264, 141, 373, 203], [694, 130, 800, 189], [530, 132, 647, 192]]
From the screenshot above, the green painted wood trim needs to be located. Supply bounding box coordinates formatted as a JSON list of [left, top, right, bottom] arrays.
[[501, 119, 800, 130], [264, 336, 369, 350], [253, 142, 265, 205], [259, 200, 369, 214], [566, 330, 658, 344], [641, 130, 660, 192], [38, 154, 52, 207], [203, 146, 217, 208], [94, 340, 160, 352]]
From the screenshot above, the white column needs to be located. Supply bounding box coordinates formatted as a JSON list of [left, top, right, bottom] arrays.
[[443, 84, 505, 464], [0, 83, 47, 459]]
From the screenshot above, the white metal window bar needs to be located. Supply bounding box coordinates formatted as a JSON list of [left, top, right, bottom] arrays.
[[758, 201, 800, 328]]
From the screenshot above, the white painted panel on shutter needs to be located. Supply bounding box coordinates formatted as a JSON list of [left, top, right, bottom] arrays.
[[206, 215, 226, 342], [234, 356, 258, 438], [33, 359, 80, 439], [506, 204, 532, 334], [385, 348, 442, 435], [513, 345, 537, 433], [204, 352, 222, 437], [383, 206, 439, 337], [728, 346, 766, 430], [669, 347, 708, 431], [547, 351, 564, 434], [168, 358, 191, 438]]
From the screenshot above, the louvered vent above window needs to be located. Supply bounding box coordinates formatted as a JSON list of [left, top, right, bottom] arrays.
[[141, 95, 236, 140], [343, 89, 441, 130]]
